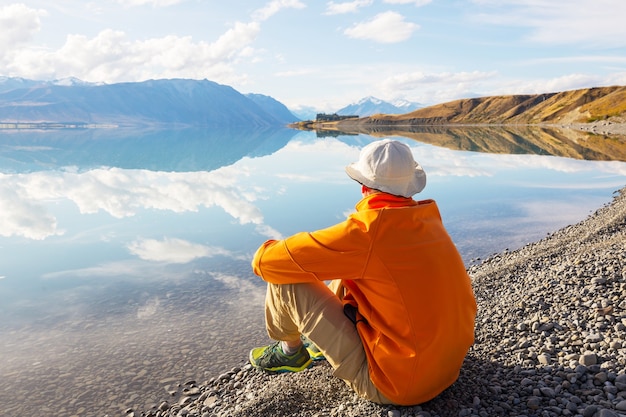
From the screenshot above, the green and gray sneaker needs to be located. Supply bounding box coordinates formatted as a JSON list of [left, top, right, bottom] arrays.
[[301, 335, 325, 361], [249, 341, 313, 374]]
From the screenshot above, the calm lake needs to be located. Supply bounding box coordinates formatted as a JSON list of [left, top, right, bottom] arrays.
[[1, 126, 626, 416]]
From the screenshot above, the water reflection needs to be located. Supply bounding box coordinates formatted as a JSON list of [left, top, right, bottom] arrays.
[[321, 125, 626, 161], [0, 126, 296, 172], [0, 167, 273, 240], [0, 126, 625, 416], [1, 128, 625, 299], [1, 128, 624, 317]]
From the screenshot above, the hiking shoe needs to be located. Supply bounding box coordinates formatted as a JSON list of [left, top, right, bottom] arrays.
[[249, 341, 312, 373], [301, 335, 325, 361]]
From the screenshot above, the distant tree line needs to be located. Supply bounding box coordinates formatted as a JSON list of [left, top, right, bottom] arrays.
[[315, 113, 359, 121]]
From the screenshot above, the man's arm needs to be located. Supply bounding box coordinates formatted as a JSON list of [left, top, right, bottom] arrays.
[[252, 219, 370, 284]]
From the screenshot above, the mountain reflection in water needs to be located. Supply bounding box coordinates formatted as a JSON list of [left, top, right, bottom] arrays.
[[0, 126, 296, 172], [315, 125, 626, 162]]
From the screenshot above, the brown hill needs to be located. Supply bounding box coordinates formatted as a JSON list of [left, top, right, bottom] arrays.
[[292, 86, 626, 161], [344, 86, 626, 125]]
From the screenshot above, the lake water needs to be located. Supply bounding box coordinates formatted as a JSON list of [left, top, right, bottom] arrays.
[[1, 126, 626, 416]]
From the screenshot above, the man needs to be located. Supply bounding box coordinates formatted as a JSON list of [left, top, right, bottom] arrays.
[[249, 139, 477, 406]]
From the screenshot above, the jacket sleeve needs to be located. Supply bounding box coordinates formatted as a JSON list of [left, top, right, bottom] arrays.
[[252, 217, 371, 284]]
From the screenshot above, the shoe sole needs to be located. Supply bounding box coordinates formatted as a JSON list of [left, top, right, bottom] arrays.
[[248, 350, 313, 374], [306, 348, 326, 361], [250, 358, 313, 374]]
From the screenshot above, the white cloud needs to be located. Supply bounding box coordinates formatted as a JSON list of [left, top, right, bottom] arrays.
[[377, 67, 626, 105], [116, 0, 183, 6], [523, 55, 626, 66], [382, 70, 497, 89], [379, 70, 497, 101], [324, 0, 373, 15], [0, 3, 46, 52], [344, 11, 418, 43], [383, 0, 432, 5], [252, 0, 306, 21], [275, 68, 318, 77], [0, 0, 313, 84], [127, 237, 235, 264], [471, 0, 626, 48], [486, 71, 626, 98], [2, 11, 260, 83]]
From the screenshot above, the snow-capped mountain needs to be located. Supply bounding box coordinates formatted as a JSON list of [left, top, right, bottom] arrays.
[[50, 77, 102, 87], [336, 96, 423, 117]]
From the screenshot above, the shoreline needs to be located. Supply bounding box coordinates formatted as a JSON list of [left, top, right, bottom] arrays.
[[140, 187, 626, 417], [294, 119, 626, 136], [567, 121, 626, 136]]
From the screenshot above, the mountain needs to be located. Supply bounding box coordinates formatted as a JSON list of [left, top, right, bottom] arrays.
[[340, 86, 626, 125], [0, 78, 299, 127], [336, 96, 422, 117], [245, 93, 300, 124], [289, 105, 320, 121]]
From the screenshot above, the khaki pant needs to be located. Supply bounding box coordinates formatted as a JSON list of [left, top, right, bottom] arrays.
[[264, 280, 392, 404]]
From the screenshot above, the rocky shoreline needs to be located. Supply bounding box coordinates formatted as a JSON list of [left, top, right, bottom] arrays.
[[566, 118, 626, 136], [138, 186, 626, 417]]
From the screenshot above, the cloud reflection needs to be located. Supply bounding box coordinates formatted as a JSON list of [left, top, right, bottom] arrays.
[[0, 173, 64, 240], [1, 137, 625, 244], [254, 224, 284, 240], [137, 297, 160, 319], [211, 272, 265, 305], [127, 237, 245, 264], [42, 259, 164, 280], [260, 138, 626, 191], [410, 142, 626, 179], [0, 166, 266, 240]]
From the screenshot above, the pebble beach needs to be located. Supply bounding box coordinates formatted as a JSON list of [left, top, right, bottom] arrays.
[[139, 185, 626, 417]]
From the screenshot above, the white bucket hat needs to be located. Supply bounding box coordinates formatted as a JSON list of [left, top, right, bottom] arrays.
[[345, 139, 426, 197]]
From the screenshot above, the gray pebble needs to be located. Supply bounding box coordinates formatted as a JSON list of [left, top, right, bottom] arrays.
[[579, 352, 598, 366]]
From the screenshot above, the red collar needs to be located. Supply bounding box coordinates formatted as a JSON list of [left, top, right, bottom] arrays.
[[356, 193, 418, 210]]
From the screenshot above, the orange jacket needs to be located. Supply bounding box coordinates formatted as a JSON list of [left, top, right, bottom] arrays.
[[252, 193, 477, 405]]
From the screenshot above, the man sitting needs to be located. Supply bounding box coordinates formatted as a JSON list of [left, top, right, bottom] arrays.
[[249, 139, 477, 406]]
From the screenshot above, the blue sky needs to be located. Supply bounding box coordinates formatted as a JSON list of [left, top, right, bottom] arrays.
[[1, 0, 625, 112]]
